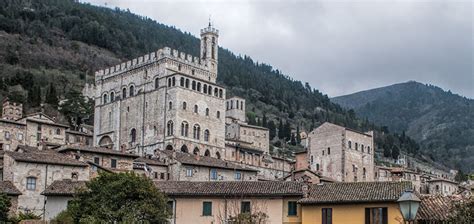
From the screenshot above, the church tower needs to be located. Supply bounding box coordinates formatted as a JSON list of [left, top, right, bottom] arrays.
[[200, 22, 219, 74]]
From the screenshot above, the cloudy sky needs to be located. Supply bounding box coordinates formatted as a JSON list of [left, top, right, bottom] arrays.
[[84, 0, 473, 98]]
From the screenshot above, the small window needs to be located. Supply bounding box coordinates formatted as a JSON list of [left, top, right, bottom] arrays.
[[241, 201, 251, 214], [210, 169, 218, 180], [194, 105, 198, 113], [316, 163, 320, 171], [37, 124, 42, 132], [129, 85, 134, 97], [17, 133, 23, 141], [204, 130, 210, 142], [56, 128, 61, 135], [202, 202, 212, 216], [205, 108, 209, 116], [94, 157, 100, 165], [4, 131, 10, 140], [110, 92, 115, 102], [235, 171, 241, 180], [348, 141, 352, 149], [182, 102, 187, 110], [217, 111, 220, 119], [288, 201, 297, 216], [186, 167, 193, 177], [169, 102, 173, 110], [322, 208, 332, 224], [160, 173, 165, 180], [130, 128, 137, 143], [71, 172, 78, 180], [26, 177, 37, 190], [122, 88, 127, 99], [365, 207, 387, 224], [155, 78, 159, 89], [355, 143, 359, 151], [327, 147, 331, 155], [111, 159, 117, 168]]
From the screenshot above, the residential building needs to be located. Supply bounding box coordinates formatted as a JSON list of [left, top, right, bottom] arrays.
[[133, 156, 169, 180], [427, 179, 459, 196], [42, 179, 87, 220]]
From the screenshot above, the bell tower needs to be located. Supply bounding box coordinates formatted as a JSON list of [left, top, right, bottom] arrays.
[[200, 21, 219, 74]]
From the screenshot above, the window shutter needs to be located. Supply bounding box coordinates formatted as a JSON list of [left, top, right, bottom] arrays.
[[382, 208, 388, 224], [365, 208, 370, 224]]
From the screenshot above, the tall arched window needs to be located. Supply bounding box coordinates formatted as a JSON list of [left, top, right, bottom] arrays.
[[205, 108, 209, 116], [355, 143, 359, 150], [122, 88, 127, 99], [129, 85, 135, 97], [216, 151, 221, 159], [167, 121, 173, 136], [193, 147, 200, 155], [230, 100, 233, 109], [203, 84, 208, 94], [348, 141, 352, 149], [155, 78, 159, 89], [204, 149, 210, 157], [180, 145, 188, 153], [240, 101, 243, 110], [110, 92, 115, 102], [236, 100, 239, 109], [204, 129, 210, 142], [216, 111, 221, 119], [194, 105, 198, 114], [130, 128, 136, 143], [169, 102, 173, 110], [103, 93, 108, 104], [192, 81, 196, 90], [219, 89, 223, 98], [214, 88, 218, 97], [363, 168, 367, 179], [172, 77, 176, 86], [193, 124, 200, 140], [180, 77, 185, 87], [208, 86, 212, 95], [181, 122, 189, 137], [185, 79, 190, 88], [168, 78, 172, 87], [182, 102, 187, 110]]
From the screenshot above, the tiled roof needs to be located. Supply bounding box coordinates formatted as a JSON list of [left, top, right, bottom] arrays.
[[155, 181, 303, 197], [42, 180, 87, 196], [299, 181, 412, 204], [6, 150, 88, 167], [134, 157, 167, 166], [0, 181, 21, 196], [58, 146, 139, 158], [161, 151, 257, 172], [416, 195, 455, 221], [65, 129, 93, 136], [427, 178, 458, 185]]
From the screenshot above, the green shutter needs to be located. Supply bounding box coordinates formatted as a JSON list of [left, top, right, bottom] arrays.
[[202, 202, 212, 216]]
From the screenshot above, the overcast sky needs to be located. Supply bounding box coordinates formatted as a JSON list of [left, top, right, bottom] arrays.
[[84, 0, 473, 98]]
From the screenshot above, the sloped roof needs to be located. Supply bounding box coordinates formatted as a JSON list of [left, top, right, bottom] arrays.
[[58, 145, 139, 158], [155, 181, 303, 197], [0, 181, 21, 196], [299, 181, 412, 204], [134, 157, 167, 166], [416, 195, 456, 221], [42, 179, 87, 196], [6, 150, 87, 167]]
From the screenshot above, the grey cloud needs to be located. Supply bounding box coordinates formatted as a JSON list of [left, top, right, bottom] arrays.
[[84, 0, 473, 98]]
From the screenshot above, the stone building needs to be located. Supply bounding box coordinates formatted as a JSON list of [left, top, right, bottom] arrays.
[[307, 122, 374, 182], [93, 23, 225, 158], [2, 100, 22, 121], [0, 119, 26, 151], [133, 156, 169, 180], [0, 181, 21, 216], [427, 178, 459, 196], [65, 129, 93, 146], [374, 165, 393, 182], [18, 112, 69, 148], [2, 146, 89, 215]]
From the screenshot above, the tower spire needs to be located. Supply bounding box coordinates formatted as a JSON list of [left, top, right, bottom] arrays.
[[208, 15, 212, 27]]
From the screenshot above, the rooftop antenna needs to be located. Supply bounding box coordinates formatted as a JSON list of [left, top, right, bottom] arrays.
[[208, 14, 212, 27]]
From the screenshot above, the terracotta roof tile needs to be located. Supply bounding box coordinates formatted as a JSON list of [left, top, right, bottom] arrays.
[[0, 181, 21, 196], [134, 157, 167, 166], [299, 181, 412, 204], [42, 180, 87, 196], [155, 181, 303, 197], [161, 151, 256, 172], [58, 146, 139, 158], [6, 150, 88, 167], [416, 195, 456, 221]]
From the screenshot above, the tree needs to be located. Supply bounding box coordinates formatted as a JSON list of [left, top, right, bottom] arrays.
[[454, 170, 468, 182], [296, 126, 301, 144], [284, 120, 291, 140], [448, 198, 473, 223], [0, 193, 11, 221], [59, 90, 93, 126], [383, 146, 391, 158], [391, 145, 400, 160], [268, 120, 276, 140], [278, 120, 284, 139], [28, 85, 42, 107], [67, 172, 170, 223], [228, 212, 268, 224], [261, 114, 267, 128], [290, 134, 296, 146], [45, 83, 59, 106]]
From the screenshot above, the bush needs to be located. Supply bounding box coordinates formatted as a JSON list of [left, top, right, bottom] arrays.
[[50, 210, 74, 224]]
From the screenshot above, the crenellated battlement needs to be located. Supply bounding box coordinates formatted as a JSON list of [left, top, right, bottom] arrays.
[[201, 26, 219, 35], [95, 47, 211, 79]]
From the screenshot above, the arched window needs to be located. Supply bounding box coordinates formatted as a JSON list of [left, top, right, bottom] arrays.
[[208, 86, 212, 95], [194, 105, 198, 113], [361, 144, 365, 153], [168, 78, 172, 87], [204, 129, 210, 142], [98, 136, 112, 147], [193, 147, 200, 155], [129, 85, 135, 97], [355, 143, 358, 150], [110, 92, 115, 102], [103, 93, 108, 104], [327, 147, 331, 155], [182, 102, 187, 110], [348, 141, 352, 149], [167, 121, 173, 136], [56, 128, 61, 135], [192, 81, 196, 90], [203, 84, 208, 94], [197, 82, 201, 92], [155, 77, 159, 89], [172, 77, 176, 86], [193, 124, 200, 140], [204, 149, 210, 157], [363, 168, 367, 179], [230, 100, 233, 109], [219, 89, 223, 98], [217, 111, 221, 119], [181, 145, 188, 153], [205, 108, 209, 116], [241, 101, 243, 110], [226, 102, 229, 110], [214, 88, 218, 96], [180, 77, 185, 87], [130, 128, 136, 143], [181, 122, 189, 137], [169, 102, 173, 110], [368, 146, 371, 154], [122, 88, 127, 99], [185, 79, 190, 88], [236, 100, 239, 109], [216, 152, 221, 159], [166, 145, 173, 151]]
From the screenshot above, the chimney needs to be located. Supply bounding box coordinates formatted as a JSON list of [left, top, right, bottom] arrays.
[[302, 184, 309, 198]]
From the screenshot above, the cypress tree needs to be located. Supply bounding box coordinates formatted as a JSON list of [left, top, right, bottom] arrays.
[[296, 126, 301, 144], [45, 83, 59, 106], [278, 120, 284, 139], [28, 85, 42, 107]]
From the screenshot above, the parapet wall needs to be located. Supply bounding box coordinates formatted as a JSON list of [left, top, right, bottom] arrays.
[[95, 47, 210, 80]]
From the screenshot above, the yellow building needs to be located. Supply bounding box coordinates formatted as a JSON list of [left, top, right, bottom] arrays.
[[299, 181, 412, 224], [155, 181, 304, 224]]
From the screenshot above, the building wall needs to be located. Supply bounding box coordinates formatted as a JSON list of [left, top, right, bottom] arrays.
[[2, 101, 22, 120], [169, 162, 257, 181], [2, 155, 89, 215], [225, 97, 246, 122], [0, 121, 26, 151], [172, 197, 293, 224], [61, 151, 135, 172], [44, 196, 72, 220], [24, 121, 67, 147], [301, 202, 403, 224], [428, 181, 458, 196], [375, 167, 392, 182], [66, 132, 92, 146], [343, 129, 374, 182]]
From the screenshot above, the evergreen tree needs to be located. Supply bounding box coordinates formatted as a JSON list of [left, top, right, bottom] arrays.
[[28, 85, 42, 107], [45, 83, 59, 106], [383, 146, 391, 158], [284, 120, 291, 140], [0, 193, 11, 221], [268, 120, 276, 140], [262, 113, 267, 128], [290, 134, 296, 145], [278, 120, 284, 139], [296, 126, 301, 144], [391, 145, 400, 159]]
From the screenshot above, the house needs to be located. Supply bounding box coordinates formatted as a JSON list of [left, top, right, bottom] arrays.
[[427, 178, 459, 196], [19, 112, 69, 148], [299, 181, 412, 224], [155, 181, 304, 224], [2, 146, 89, 215], [0, 181, 21, 216], [133, 156, 169, 180], [374, 166, 393, 182], [42, 179, 87, 220]]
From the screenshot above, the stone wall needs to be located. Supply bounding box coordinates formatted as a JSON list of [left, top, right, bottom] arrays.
[[0, 120, 26, 151]]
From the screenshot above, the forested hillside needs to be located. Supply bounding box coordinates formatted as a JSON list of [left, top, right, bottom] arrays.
[[0, 0, 430, 161], [332, 81, 474, 172]]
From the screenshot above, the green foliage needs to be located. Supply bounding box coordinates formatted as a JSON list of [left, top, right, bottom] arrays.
[[66, 172, 170, 223], [228, 211, 268, 224], [51, 210, 74, 224], [45, 83, 59, 106], [448, 198, 474, 223], [8, 211, 41, 223], [0, 193, 11, 222], [59, 90, 93, 127]]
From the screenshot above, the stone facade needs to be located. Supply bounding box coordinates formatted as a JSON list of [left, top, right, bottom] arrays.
[[427, 179, 459, 196], [307, 122, 374, 182], [19, 113, 68, 147], [2, 100, 22, 121], [0, 119, 26, 151], [93, 24, 225, 158], [225, 96, 246, 123]]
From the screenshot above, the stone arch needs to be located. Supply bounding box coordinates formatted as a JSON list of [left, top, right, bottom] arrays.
[[193, 147, 200, 155], [216, 151, 221, 159], [130, 128, 137, 143], [98, 135, 113, 147], [180, 145, 188, 153], [204, 149, 210, 157], [129, 85, 135, 97], [166, 145, 173, 151]]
